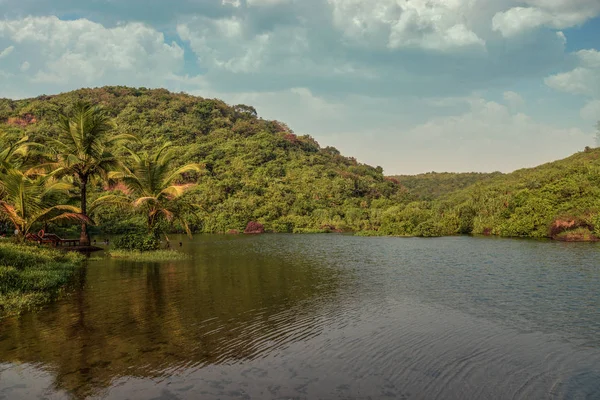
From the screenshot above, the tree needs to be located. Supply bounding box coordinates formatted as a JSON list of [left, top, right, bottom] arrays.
[[596, 121, 600, 148], [0, 169, 91, 240], [45, 102, 135, 245], [106, 143, 203, 236], [0, 131, 35, 172]]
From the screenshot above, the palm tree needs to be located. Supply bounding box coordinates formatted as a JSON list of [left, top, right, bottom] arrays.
[[0, 168, 91, 240], [43, 102, 135, 245], [0, 131, 36, 172], [106, 143, 202, 237]]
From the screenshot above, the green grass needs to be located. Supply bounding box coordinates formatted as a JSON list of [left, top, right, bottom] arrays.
[[108, 249, 190, 261], [0, 242, 84, 319], [554, 227, 599, 242]]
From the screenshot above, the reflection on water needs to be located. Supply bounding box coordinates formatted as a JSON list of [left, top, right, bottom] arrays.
[[0, 235, 599, 399]]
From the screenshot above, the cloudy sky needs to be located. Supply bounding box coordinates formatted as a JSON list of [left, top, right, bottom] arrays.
[[1, 0, 599, 174]]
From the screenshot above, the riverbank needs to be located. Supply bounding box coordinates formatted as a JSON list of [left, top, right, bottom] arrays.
[[0, 242, 84, 318]]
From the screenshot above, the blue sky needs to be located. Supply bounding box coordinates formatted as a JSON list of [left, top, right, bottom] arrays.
[[0, 0, 599, 174]]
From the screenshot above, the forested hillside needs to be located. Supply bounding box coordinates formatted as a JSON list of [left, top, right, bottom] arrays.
[[0, 86, 406, 234], [378, 149, 600, 240], [390, 172, 503, 201], [1, 86, 598, 240]]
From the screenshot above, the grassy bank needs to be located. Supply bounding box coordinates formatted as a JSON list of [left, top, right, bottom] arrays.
[[108, 249, 190, 261], [0, 242, 84, 318]]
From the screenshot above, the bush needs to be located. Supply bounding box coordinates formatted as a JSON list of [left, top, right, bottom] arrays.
[[414, 220, 444, 237], [113, 233, 160, 252]]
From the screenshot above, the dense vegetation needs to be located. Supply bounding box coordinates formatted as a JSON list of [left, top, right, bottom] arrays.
[[377, 149, 600, 240], [0, 86, 405, 237], [390, 172, 502, 201], [0, 242, 83, 317], [1, 86, 599, 241]]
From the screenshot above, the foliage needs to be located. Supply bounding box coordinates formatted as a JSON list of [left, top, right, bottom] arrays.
[[380, 149, 600, 239], [108, 249, 190, 261], [0, 168, 90, 238], [1, 87, 403, 235], [0, 131, 36, 172], [41, 102, 136, 245], [1, 86, 599, 241], [0, 242, 84, 318], [103, 142, 202, 236], [113, 233, 160, 252], [390, 172, 502, 201]]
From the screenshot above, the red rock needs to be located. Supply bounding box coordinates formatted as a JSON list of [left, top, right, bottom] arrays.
[[244, 221, 264, 234]]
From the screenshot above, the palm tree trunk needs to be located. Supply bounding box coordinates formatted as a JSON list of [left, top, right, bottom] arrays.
[[80, 177, 90, 246]]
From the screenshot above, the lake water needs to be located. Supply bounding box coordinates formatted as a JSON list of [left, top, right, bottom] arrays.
[[1, 235, 599, 399]]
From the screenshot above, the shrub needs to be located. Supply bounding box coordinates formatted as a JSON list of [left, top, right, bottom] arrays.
[[414, 220, 444, 237], [113, 233, 160, 252]]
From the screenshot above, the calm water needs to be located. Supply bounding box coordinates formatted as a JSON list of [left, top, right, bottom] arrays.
[[1, 235, 599, 399]]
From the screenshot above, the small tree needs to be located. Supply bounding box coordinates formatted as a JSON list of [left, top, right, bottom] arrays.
[[45, 102, 135, 245], [105, 143, 203, 237], [595, 121, 600, 148], [0, 169, 91, 240]]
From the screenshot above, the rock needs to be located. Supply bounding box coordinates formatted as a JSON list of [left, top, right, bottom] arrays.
[[244, 221, 264, 234]]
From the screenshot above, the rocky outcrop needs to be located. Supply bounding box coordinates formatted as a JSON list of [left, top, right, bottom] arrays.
[[244, 221, 264, 234], [7, 114, 37, 127]]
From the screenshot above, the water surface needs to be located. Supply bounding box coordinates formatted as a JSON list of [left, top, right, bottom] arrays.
[[1, 235, 599, 399]]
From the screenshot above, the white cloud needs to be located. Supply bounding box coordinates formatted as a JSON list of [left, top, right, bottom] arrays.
[[503, 91, 525, 111], [0, 1, 596, 173], [0, 45, 13, 58], [0, 16, 184, 95], [390, 96, 591, 173], [328, 0, 485, 51], [492, 0, 600, 37], [222, 0, 241, 7], [178, 16, 371, 79], [545, 49, 600, 97]]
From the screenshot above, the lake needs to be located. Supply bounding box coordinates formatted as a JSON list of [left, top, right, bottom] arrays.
[[1, 235, 599, 399]]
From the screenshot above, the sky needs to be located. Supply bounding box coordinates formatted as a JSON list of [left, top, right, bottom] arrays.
[[0, 0, 599, 174]]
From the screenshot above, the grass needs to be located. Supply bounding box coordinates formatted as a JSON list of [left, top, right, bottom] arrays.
[[0, 242, 84, 319], [554, 227, 599, 242], [292, 228, 331, 234], [108, 249, 190, 261]]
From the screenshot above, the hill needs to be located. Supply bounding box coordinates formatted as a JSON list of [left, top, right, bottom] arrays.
[[378, 148, 600, 240], [0, 86, 406, 234], [389, 172, 503, 201], [1, 86, 598, 240]]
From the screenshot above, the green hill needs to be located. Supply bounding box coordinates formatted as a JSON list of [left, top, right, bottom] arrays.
[[1, 86, 598, 240], [389, 172, 503, 201], [0, 86, 406, 234], [378, 149, 600, 240]]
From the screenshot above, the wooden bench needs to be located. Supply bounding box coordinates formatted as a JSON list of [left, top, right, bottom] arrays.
[[29, 230, 81, 247], [26, 233, 59, 246]]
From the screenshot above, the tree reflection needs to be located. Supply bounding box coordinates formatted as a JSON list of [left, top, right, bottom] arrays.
[[0, 237, 346, 399]]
